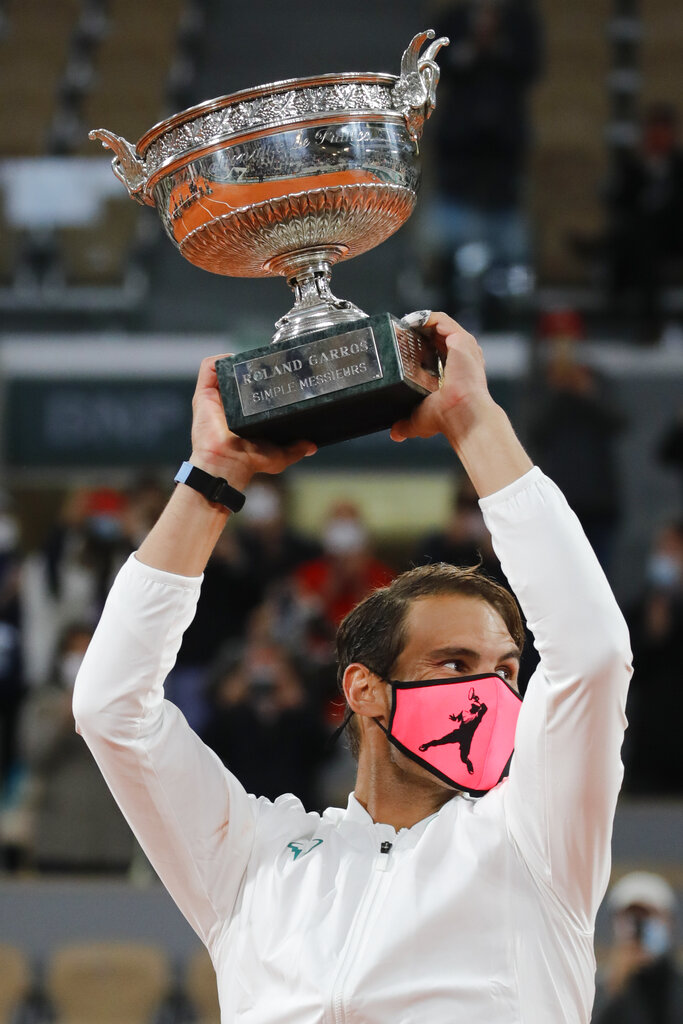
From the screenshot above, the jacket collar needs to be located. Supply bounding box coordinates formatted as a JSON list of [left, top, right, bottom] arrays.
[[342, 791, 454, 838]]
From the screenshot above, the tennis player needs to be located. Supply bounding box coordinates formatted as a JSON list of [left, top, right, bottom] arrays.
[[73, 312, 632, 1022]]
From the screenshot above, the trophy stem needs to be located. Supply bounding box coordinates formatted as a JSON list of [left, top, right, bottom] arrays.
[[268, 247, 367, 345]]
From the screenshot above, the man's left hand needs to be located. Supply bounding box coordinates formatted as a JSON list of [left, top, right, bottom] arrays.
[[391, 313, 497, 448]]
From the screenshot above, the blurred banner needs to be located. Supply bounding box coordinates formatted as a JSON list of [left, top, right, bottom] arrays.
[[0, 335, 527, 471], [5, 378, 192, 467], [0, 158, 123, 228]]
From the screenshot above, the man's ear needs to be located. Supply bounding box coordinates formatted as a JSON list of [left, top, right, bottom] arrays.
[[342, 663, 387, 719]]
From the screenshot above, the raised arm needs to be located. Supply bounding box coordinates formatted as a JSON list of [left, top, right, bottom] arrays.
[[393, 314, 632, 926], [73, 355, 315, 950], [480, 469, 631, 925], [137, 354, 315, 576]]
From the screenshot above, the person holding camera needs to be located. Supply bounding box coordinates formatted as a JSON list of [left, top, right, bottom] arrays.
[[592, 872, 683, 1023]]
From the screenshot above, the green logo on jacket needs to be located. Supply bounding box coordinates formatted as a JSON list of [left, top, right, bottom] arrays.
[[287, 838, 324, 860]]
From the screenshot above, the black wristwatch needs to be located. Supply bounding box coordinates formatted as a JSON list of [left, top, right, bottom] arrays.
[[174, 461, 246, 513]]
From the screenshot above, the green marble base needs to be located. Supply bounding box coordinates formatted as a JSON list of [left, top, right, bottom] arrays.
[[215, 313, 439, 447]]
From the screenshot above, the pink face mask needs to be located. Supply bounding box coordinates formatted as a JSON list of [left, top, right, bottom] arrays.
[[376, 673, 522, 796]]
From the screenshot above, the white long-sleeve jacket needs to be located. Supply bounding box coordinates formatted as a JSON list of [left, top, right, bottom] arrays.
[[73, 467, 633, 1023]]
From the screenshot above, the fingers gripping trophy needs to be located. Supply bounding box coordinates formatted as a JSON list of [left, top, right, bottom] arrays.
[[90, 31, 449, 446]]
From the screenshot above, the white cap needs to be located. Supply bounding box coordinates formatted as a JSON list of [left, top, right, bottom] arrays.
[[609, 872, 676, 915]]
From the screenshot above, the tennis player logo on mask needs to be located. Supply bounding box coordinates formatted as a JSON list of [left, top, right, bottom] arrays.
[[376, 673, 522, 796]]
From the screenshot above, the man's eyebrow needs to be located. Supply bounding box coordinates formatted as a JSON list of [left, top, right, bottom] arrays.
[[430, 645, 521, 664], [499, 648, 522, 664]]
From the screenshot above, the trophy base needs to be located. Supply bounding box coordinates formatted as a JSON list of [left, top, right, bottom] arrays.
[[216, 313, 440, 447]]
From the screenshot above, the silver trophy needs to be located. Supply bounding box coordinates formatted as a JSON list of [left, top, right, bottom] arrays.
[[90, 30, 448, 445]]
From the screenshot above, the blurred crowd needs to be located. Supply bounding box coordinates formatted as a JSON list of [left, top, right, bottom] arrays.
[[0, 471, 396, 872], [0, 1, 681, 1020], [415, 0, 542, 329], [571, 102, 683, 346], [410, 0, 683, 346], [0, 373, 681, 877]]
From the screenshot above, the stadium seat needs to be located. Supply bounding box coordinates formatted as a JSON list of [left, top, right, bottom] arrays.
[[0, 0, 80, 155], [531, 0, 611, 284], [641, 0, 683, 106], [47, 941, 170, 1024], [80, 0, 184, 151], [0, 944, 30, 1023], [186, 947, 221, 1024]]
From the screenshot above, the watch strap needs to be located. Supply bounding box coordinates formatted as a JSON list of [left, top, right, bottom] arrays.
[[174, 461, 246, 513]]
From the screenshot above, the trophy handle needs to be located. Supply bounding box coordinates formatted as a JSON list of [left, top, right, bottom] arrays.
[[392, 30, 450, 142], [88, 129, 152, 205]]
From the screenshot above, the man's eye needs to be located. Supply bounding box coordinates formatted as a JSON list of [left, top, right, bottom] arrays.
[[444, 660, 466, 673], [496, 667, 513, 681]]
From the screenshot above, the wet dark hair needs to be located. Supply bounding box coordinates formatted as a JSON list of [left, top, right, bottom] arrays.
[[335, 562, 525, 759]]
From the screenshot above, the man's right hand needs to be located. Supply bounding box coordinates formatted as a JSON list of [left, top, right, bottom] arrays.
[[136, 355, 315, 577], [190, 354, 316, 492]]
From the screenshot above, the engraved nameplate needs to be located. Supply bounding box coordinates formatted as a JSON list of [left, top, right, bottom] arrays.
[[394, 325, 440, 394], [234, 328, 383, 417]]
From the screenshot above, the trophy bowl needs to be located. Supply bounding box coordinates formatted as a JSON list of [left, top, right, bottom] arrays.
[[91, 31, 449, 445]]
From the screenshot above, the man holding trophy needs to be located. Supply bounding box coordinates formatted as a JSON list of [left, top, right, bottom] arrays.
[[73, 309, 631, 1022], [77, 32, 632, 1024]]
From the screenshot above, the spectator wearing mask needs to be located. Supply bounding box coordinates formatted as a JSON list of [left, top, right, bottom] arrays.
[[592, 872, 682, 1023], [169, 527, 261, 733], [19, 623, 134, 872], [22, 486, 131, 686], [623, 521, 683, 795], [171, 480, 319, 732], [235, 476, 320, 600], [169, 475, 319, 733], [294, 503, 395, 629], [201, 641, 328, 811]]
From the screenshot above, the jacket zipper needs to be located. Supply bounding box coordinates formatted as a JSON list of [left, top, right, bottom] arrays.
[[330, 840, 394, 1024]]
